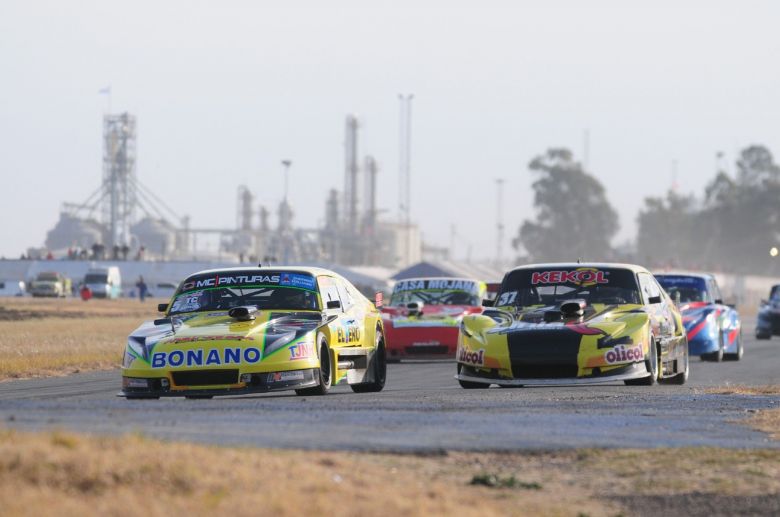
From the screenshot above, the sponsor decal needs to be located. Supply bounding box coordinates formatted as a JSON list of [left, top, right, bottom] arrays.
[[412, 341, 441, 347], [393, 279, 477, 293], [181, 274, 281, 292], [289, 342, 315, 360], [171, 291, 205, 313], [531, 268, 609, 287], [151, 346, 261, 368], [337, 325, 361, 344], [279, 273, 317, 290], [268, 370, 305, 383], [604, 344, 644, 364], [458, 348, 485, 366]]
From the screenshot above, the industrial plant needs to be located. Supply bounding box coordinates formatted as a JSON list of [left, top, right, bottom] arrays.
[[40, 111, 422, 269]]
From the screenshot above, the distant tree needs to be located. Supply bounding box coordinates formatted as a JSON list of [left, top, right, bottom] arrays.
[[636, 190, 699, 268], [638, 144, 780, 275], [513, 148, 619, 262], [736, 145, 780, 188]]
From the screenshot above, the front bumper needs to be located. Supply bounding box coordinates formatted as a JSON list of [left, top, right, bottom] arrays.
[[385, 326, 459, 359], [455, 362, 649, 386], [119, 368, 319, 398], [757, 312, 780, 335]]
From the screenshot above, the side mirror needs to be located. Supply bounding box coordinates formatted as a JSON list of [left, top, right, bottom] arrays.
[[327, 300, 341, 310], [760, 299, 768, 306], [714, 298, 723, 305], [726, 302, 737, 309], [648, 295, 662, 304], [153, 317, 171, 326], [482, 299, 495, 307], [157, 303, 168, 313]]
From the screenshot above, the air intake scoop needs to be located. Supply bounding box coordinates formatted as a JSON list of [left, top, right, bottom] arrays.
[[559, 299, 587, 318]]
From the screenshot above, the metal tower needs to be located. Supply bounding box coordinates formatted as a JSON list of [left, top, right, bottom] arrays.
[[102, 112, 137, 247], [344, 115, 360, 235]]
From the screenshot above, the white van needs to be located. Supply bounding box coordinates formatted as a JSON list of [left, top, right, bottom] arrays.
[[0, 280, 25, 297], [83, 267, 122, 299]]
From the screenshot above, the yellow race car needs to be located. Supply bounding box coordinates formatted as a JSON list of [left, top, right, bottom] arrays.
[[456, 263, 689, 388], [121, 267, 386, 398]]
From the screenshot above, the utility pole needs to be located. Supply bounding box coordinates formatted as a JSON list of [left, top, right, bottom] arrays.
[[495, 178, 505, 268], [398, 94, 414, 265], [281, 159, 292, 203]]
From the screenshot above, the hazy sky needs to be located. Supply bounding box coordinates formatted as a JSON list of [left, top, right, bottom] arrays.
[[1, 0, 779, 260]]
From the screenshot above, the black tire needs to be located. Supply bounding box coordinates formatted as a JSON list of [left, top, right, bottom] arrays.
[[457, 363, 490, 389], [625, 334, 658, 386], [296, 337, 331, 396], [755, 331, 771, 340], [724, 332, 744, 361], [661, 340, 689, 385], [351, 328, 387, 393]]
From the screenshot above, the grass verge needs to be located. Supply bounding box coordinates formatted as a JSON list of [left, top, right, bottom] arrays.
[[0, 298, 154, 381], [2, 430, 780, 517], [705, 385, 780, 441]]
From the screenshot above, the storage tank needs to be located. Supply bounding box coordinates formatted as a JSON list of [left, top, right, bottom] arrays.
[[45, 213, 105, 251], [131, 217, 177, 258]]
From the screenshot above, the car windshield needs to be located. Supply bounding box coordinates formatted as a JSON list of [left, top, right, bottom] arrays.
[[655, 275, 709, 303], [390, 279, 480, 306], [495, 267, 641, 307], [38, 273, 59, 281], [169, 270, 320, 315], [85, 274, 108, 284]]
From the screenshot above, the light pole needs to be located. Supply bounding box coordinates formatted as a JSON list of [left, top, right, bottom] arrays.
[[496, 178, 505, 267], [281, 159, 292, 203]]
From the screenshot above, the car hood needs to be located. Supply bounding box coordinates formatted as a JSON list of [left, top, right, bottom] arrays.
[[127, 310, 324, 363], [678, 303, 722, 329], [479, 303, 647, 342], [383, 305, 478, 328]]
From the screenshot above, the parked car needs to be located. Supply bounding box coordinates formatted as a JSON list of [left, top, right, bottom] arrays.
[[83, 266, 122, 299], [29, 272, 71, 298]]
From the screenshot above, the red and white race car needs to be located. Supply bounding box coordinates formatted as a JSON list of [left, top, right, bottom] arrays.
[[382, 277, 486, 361]]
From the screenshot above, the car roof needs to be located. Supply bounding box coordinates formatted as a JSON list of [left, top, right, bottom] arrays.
[[506, 262, 650, 274], [653, 271, 714, 280], [394, 276, 480, 283], [185, 266, 338, 278]]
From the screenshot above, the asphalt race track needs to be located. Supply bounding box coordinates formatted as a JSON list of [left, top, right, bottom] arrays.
[[1, 323, 778, 451]]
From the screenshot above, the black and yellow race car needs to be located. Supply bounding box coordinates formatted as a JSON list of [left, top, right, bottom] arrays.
[[120, 267, 386, 398], [456, 263, 689, 387]]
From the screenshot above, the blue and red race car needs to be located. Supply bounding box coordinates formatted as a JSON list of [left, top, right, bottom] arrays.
[[655, 273, 742, 361]]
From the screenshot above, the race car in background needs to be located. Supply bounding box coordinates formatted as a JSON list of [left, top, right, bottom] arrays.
[[120, 267, 386, 398], [655, 273, 742, 361], [456, 263, 689, 388], [756, 284, 780, 340], [382, 277, 486, 360]]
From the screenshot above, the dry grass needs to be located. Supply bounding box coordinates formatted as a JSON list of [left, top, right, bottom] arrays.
[[705, 384, 780, 440], [0, 298, 154, 381], [2, 430, 780, 517], [704, 385, 780, 396]]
